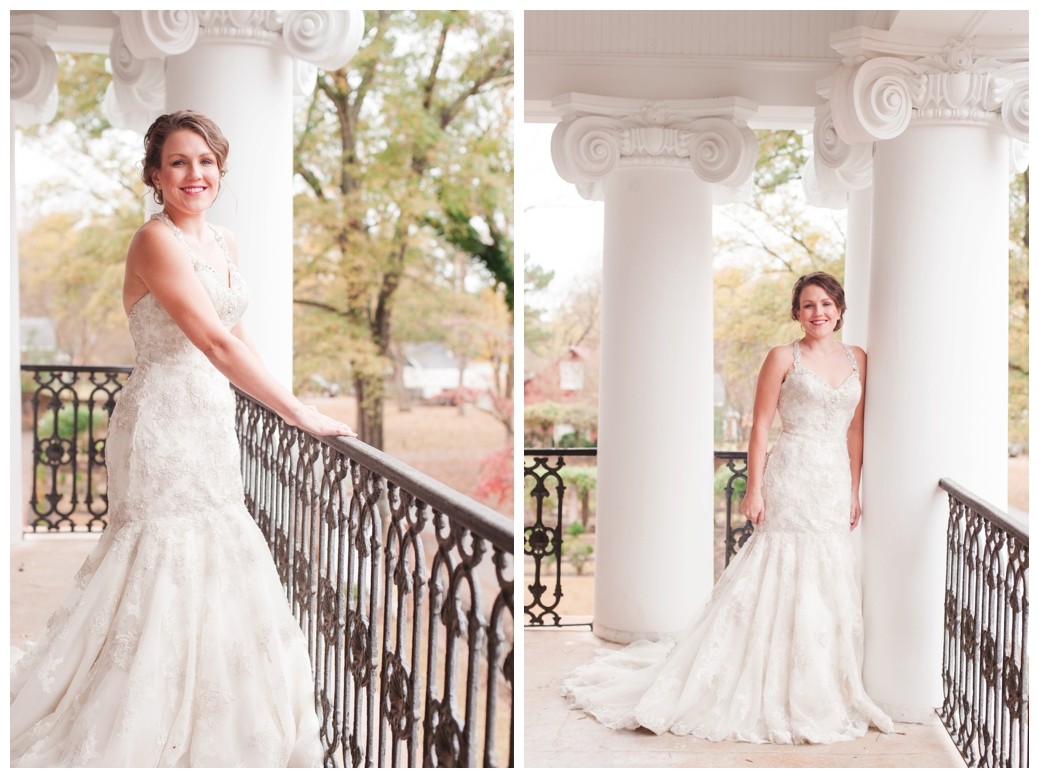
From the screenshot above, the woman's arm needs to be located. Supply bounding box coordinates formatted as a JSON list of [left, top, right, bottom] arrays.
[[127, 224, 354, 438], [740, 345, 790, 525], [230, 319, 263, 361], [847, 346, 867, 529]]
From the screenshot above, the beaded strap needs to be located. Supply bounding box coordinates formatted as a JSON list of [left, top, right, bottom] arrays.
[[153, 211, 234, 276]]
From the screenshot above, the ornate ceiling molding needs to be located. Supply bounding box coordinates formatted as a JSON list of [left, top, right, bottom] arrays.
[[828, 35, 1029, 146], [550, 95, 758, 201]]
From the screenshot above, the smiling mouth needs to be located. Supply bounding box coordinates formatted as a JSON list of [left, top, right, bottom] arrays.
[[181, 186, 207, 194]]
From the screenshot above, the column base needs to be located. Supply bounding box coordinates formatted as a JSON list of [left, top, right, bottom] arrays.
[[592, 621, 680, 646], [876, 699, 944, 726]]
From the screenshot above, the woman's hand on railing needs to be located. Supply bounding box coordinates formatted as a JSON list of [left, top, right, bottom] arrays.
[[287, 404, 358, 439]]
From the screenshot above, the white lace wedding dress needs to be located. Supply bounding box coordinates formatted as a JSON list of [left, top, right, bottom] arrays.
[[10, 214, 323, 767], [561, 340, 895, 744]]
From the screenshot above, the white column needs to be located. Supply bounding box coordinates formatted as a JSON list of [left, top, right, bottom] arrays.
[[166, 40, 296, 382], [842, 187, 872, 347], [116, 10, 363, 385], [552, 95, 757, 642], [829, 34, 1027, 722], [805, 101, 874, 346], [10, 18, 59, 546]]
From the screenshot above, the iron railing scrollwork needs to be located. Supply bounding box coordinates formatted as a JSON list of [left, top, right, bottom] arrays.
[[523, 447, 750, 629], [523, 448, 597, 628], [938, 478, 1028, 768], [236, 390, 514, 768], [22, 364, 131, 532], [716, 450, 753, 565]]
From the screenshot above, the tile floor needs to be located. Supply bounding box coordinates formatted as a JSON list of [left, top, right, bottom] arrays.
[[12, 538, 969, 769], [523, 625, 966, 769]]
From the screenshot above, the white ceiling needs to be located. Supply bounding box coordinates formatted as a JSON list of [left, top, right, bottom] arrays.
[[524, 10, 1029, 127]]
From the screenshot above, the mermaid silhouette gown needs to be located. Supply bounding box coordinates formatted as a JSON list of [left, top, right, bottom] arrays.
[[10, 213, 323, 767], [561, 340, 895, 744]]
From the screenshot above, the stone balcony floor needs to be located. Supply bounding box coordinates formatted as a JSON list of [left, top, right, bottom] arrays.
[[14, 537, 969, 769], [524, 624, 966, 769]]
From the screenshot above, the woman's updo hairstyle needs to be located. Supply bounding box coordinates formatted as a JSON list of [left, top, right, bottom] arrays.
[[142, 110, 230, 205], [790, 271, 848, 332]]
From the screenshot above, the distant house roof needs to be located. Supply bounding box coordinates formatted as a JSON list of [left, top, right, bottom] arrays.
[[404, 341, 459, 370], [20, 317, 57, 351]]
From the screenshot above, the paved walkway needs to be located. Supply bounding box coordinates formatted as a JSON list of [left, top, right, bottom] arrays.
[[11, 534, 100, 658], [524, 626, 965, 769]]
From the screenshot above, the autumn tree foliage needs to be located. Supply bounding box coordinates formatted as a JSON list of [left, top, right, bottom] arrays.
[[292, 10, 514, 451]]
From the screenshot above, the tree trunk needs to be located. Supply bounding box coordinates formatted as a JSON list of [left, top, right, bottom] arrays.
[[354, 372, 385, 451], [456, 355, 467, 415], [391, 343, 412, 412]]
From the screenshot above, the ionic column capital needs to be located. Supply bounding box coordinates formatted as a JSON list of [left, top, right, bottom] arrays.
[[108, 11, 363, 130], [827, 33, 1028, 146], [104, 26, 165, 133], [804, 102, 873, 209], [10, 14, 59, 127], [116, 10, 364, 70], [550, 94, 758, 201]]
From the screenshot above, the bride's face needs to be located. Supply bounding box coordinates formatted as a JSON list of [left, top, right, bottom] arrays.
[[796, 284, 840, 336], [153, 129, 221, 216]]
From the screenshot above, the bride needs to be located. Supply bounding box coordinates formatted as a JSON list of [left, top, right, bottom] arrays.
[[561, 272, 895, 744], [10, 110, 355, 767]]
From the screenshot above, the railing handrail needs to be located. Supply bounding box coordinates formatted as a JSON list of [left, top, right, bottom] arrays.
[[237, 388, 514, 551], [524, 447, 749, 459], [22, 362, 133, 371], [939, 478, 1029, 544], [524, 447, 598, 457]]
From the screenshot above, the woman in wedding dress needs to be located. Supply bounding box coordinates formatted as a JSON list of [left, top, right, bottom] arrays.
[[10, 111, 355, 767], [561, 272, 895, 744]]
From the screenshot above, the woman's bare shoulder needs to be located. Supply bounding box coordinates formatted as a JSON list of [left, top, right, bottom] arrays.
[[764, 341, 795, 368], [129, 217, 172, 246], [126, 218, 185, 277]]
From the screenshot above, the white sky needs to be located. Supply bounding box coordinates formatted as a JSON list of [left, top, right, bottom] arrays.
[[516, 122, 603, 312]]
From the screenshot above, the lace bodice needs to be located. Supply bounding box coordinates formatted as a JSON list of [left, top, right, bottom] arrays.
[[777, 339, 860, 441], [760, 339, 861, 537], [127, 213, 248, 367]]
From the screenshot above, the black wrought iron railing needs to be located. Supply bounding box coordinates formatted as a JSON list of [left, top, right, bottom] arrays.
[[938, 478, 1028, 768], [18, 365, 514, 767], [523, 447, 751, 628], [22, 364, 130, 532], [523, 448, 598, 628], [236, 390, 513, 768]]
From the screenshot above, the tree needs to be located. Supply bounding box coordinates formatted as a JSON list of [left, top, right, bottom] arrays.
[[17, 53, 143, 365], [522, 259, 556, 378], [292, 10, 514, 450], [1008, 169, 1028, 450]]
